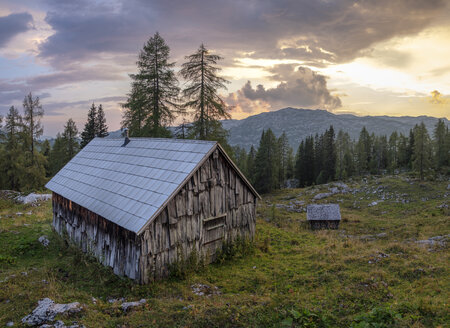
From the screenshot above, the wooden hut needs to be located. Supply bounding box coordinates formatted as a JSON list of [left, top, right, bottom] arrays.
[[46, 137, 260, 283], [306, 204, 341, 229]]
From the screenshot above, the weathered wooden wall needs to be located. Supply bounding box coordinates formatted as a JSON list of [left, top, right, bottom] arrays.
[[52, 193, 141, 280], [139, 149, 257, 283]]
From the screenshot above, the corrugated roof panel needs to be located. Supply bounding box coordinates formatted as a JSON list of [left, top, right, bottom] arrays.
[[45, 137, 217, 234]]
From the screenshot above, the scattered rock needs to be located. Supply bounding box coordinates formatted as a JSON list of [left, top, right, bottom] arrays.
[[313, 192, 333, 200], [415, 235, 449, 247], [16, 193, 52, 205], [182, 305, 193, 310], [191, 284, 221, 297], [21, 298, 81, 326], [447, 184, 450, 190], [107, 297, 125, 304], [6, 321, 14, 327], [121, 299, 146, 312], [368, 201, 381, 207], [39, 236, 50, 247], [284, 178, 299, 189], [15, 212, 23, 216], [368, 252, 390, 264]]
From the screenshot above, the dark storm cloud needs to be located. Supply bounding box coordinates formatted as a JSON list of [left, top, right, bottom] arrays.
[[226, 64, 341, 113], [37, 0, 448, 66], [0, 12, 33, 48]]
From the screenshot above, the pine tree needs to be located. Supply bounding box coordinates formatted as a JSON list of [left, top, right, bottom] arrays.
[[22, 92, 44, 165], [81, 103, 97, 148], [180, 44, 230, 140], [336, 130, 353, 180], [95, 104, 108, 137], [122, 32, 180, 137], [412, 122, 432, 180]]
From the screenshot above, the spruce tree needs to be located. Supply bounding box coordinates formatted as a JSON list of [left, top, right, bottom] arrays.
[[433, 119, 447, 170], [81, 103, 97, 148], [412, 122, 432, 180], [22, 92, 44, 165], [0, 106, 24, 190], [95, 104, 108, 137], [62, 118, 80, 160], [388, 131, 399, 173], [123, 32, 180, 137], [254, 129, 278, 193], [246, 145, 256, 184], [49, 133, 66, 176], [277, 132, 291, 186], [180, 44, 230, 140]]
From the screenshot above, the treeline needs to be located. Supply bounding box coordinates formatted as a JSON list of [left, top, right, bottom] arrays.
[[0, 95, 108, 191], [234, 121, 450, 193]]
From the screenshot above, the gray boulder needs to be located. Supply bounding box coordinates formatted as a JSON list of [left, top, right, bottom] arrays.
[[22, 298, 81, 326]]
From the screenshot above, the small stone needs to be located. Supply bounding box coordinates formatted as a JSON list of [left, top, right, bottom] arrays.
[[6, 321, 14, 327], [121, 299, 146, 312], [252, 266, 256, 269], [15, 212, 23, 216], [39, 236, 50, 247]]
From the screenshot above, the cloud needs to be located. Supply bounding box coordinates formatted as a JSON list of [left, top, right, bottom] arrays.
[[0, 12, 34, 48], [0, 65, 126, 106], [226, 64, 341, 114], [34, 0, 449, 67], [429, 90, 448, 105]]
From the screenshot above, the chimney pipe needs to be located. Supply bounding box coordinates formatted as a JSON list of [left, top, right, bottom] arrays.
[[122, 128, 130, 147]]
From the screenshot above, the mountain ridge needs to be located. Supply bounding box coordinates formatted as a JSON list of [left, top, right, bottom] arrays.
[[221, 107, 449, 150]]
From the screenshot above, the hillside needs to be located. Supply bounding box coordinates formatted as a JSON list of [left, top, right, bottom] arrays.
[[0, 176, 448, 327], [221, 108, 449, 150]]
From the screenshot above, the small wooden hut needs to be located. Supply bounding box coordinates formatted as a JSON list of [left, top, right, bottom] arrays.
[[46, 137, 260, 283], [306, 204, 341, 229]]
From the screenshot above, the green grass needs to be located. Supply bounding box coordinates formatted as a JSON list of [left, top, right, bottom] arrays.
[[0, 175, 449, 327]]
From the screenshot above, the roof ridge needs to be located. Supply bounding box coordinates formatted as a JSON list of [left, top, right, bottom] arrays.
[[99, 137, 217, 144]]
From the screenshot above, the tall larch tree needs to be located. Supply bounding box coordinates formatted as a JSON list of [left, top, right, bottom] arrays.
[[180, 44, 230, 140], [81, 103, 97, 148], [122, 32, 180, 137]]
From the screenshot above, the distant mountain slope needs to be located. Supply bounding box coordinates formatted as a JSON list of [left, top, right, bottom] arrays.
[[221, 107, 449, 150]]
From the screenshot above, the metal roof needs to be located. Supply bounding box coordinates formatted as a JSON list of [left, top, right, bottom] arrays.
[[306, 204, 341, 221], [45, 137, 260, 235]]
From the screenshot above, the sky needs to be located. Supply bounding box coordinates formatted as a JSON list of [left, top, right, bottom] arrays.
[[0, 0, 449, 136]]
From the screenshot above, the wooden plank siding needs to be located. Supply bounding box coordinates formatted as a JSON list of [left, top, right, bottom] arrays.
[[52, 148, 257, 284], [52, 193, 141, 280], [139, 149, 257, 283]]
